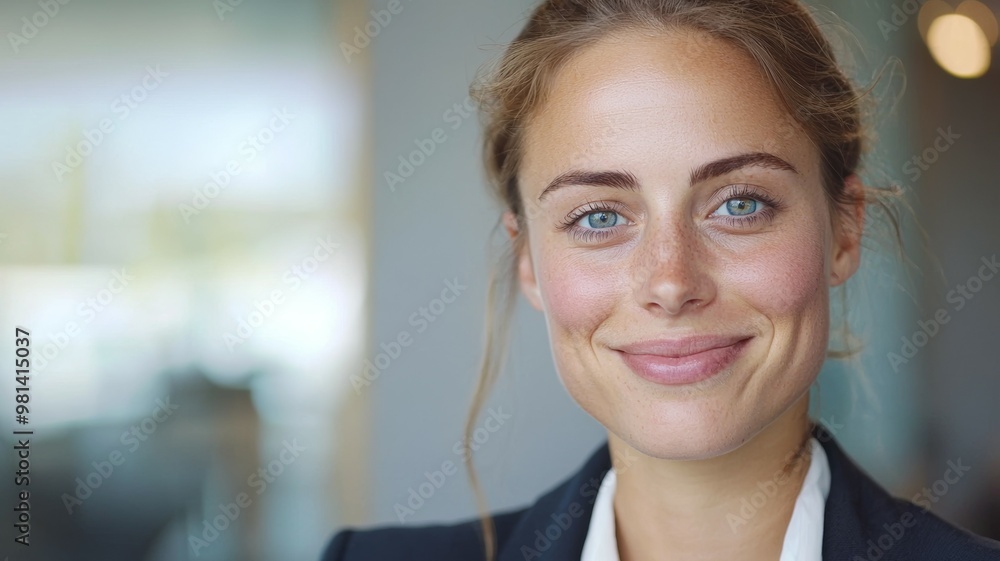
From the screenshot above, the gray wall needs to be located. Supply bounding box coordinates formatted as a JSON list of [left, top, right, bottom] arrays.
[[915, 26, 1000, 531], [367, 0, 606, 525]]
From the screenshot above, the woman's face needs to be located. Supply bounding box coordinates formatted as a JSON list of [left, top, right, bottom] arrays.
[[509, 28, 862, 460]]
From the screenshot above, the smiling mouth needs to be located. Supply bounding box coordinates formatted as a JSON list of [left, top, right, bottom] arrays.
[[612, 336, 752, 386]]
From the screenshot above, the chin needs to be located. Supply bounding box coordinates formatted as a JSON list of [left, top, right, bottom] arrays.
[[609, 399, 761, 461]]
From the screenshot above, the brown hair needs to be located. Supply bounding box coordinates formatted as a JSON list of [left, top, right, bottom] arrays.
[[462, 1, 902, 559]]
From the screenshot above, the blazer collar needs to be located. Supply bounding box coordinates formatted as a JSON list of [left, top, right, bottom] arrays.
[[497, 424, 870, 560]]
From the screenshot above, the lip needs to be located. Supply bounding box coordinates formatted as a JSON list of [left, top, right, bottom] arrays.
[[613, 335, 752, 386]]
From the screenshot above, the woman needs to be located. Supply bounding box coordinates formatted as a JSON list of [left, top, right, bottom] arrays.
[[323, 0, 1000, 559]]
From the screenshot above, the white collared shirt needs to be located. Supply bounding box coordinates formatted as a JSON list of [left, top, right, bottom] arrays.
[[581, 437, 831, 561]]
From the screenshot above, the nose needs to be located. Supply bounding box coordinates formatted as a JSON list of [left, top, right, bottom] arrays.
[[632, 220, 717, 316]]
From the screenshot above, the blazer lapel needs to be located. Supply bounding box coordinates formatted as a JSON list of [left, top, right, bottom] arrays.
[[815, 424, 872, 559], [497, 442, 611, 561], [815, 424, 946, 560]]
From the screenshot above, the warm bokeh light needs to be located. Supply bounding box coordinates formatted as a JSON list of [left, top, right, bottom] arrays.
[[957, 0, 999, 45], [927, 13, 992, 78], [919, 0, 955, 41]]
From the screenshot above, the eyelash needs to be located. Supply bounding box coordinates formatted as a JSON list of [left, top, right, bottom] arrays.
[[556, 199, 631, 243], [556, 185, 784, 242], [713, 184, 783, 228]]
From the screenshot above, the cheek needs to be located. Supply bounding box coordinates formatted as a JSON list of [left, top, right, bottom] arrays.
[[533, 248, 622, 415], [536, 249, 620, 337], [730, 221, 831, 392], [727, 218, 829, 320]]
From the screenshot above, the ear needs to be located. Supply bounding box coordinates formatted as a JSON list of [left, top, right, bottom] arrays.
[[503, 210, 544, 311], [829, 174, 865, 287]]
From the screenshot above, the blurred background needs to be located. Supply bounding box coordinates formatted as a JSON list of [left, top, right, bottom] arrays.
[[0, 0, 997, 559]]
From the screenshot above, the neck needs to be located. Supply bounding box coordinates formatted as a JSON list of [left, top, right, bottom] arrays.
[[608, 396, 813, 561]]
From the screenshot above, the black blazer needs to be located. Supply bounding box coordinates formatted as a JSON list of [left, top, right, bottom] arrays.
[[321, 426, 1000, 560]]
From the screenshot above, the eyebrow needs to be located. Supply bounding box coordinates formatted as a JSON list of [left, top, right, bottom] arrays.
[[536, 152, 799, 201]]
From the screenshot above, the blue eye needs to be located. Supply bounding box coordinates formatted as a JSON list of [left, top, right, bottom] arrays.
[[714, 197, 759, 217], [581, 210, 622, 229], [557, 200, 632, 243]]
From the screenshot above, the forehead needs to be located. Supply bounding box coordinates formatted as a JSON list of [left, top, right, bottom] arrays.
[[520, 27, 819, 191]]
